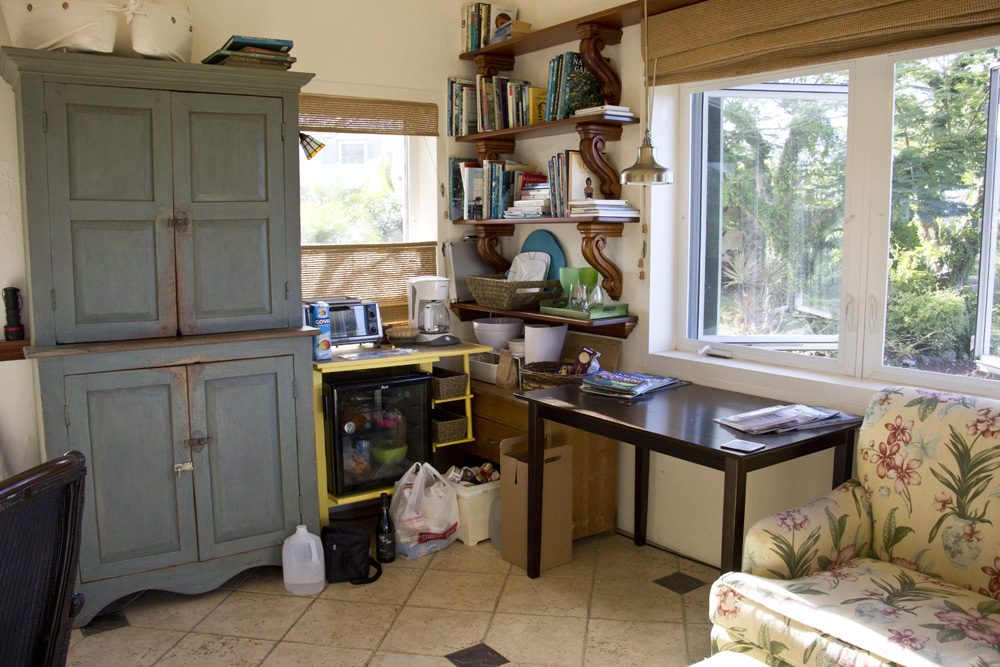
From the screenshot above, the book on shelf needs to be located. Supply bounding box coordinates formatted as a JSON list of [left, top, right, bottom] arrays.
[[462, 166, 485, 220], [715, 404, 861, 434], [574, 105, 634, 118], [569, 199, 632, 206], [202, 48, 296, 66], [558, 52, 606, 120], [449, 157, 480, 220], [580, 371, 682, 398], [492, 19, 531, 41], [528, 86, 547, 125], [217, 57, 292, 71], [461, 3, 518, 52], [220, 35, 293, 53]]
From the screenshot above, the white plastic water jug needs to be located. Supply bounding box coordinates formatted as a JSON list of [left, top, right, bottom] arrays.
[[282, 525, 325, 595]]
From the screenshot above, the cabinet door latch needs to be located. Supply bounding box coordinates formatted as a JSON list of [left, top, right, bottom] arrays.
[[167, 211, 190, 230], [174, 462, 194, 477], [183, 431, 212, 453]]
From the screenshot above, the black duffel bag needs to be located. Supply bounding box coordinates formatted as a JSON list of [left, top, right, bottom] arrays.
[[319, 525, 382, 585]]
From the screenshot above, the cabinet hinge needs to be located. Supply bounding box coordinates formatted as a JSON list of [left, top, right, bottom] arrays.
[[64, 405, 70, 427], [285, 282, 289, 300], [298, 495, 303, 517], [42, 111, 47, 133], [50, 290, 56, 311], [292, 379, 297, 399], [281, 121, 285, 140]]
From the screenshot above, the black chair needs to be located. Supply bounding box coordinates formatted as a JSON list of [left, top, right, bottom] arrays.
[[0, 452, 86, 667]]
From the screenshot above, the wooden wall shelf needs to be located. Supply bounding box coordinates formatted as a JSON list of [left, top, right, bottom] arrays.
[[0, 340, 29, 362], [453, 218, 638, 301], [451, 302, 637, 339]]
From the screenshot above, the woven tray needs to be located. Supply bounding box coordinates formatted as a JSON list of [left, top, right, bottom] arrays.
[[465, 274, 561, 311], [520, 361, 590, 391]]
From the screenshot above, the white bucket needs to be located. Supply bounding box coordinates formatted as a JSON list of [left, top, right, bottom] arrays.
[[282, 525, 325, 596]]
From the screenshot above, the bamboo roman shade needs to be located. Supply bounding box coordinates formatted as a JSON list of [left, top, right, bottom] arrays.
[[299, 93, 438, 136], [646, 0, 1000, 85], [300, 242, 438, 324]]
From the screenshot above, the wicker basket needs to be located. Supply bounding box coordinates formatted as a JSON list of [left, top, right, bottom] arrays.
[[431, 367, 469, 400], [465, 274, 561, 311], [520, 361, 591, 390], [431, 410, 468, 444]]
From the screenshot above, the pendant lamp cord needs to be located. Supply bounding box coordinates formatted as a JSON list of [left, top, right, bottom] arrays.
[[643, 0, 650, 133]]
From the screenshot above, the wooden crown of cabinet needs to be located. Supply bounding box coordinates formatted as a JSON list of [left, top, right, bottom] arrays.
[[2, 48, 311, 346]]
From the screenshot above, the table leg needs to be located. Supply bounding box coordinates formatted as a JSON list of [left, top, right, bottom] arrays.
[[833, 432, 853, 487], [634, 447, 649, 546], [721, 456, 748, 573], [527, 403, 545, 579]]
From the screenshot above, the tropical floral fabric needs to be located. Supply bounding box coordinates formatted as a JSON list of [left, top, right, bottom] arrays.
[[710, 386, 1000, 667], [712, 559, 1000, 667]]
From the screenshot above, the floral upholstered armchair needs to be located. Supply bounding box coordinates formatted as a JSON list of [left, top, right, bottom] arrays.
[[710, 386, 1000, 667]]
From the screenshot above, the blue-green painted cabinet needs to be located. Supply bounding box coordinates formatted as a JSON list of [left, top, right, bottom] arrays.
[[3, 48, 320, 627]]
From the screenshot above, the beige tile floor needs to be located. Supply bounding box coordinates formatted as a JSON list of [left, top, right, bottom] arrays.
[[67, 533, 718, 667]]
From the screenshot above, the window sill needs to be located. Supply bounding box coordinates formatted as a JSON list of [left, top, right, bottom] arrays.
[[647, 349, 888, 416]]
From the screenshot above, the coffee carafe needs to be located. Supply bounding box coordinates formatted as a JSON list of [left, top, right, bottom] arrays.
[[406, 276, 460, 346]]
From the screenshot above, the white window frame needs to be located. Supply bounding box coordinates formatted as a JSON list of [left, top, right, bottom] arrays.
[[668, 35, 1000, 397]]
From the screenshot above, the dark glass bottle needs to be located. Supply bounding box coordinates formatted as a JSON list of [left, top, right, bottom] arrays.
[[375, 492, 395, 563]]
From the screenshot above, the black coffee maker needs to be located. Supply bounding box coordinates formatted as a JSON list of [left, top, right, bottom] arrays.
[[3, 287, 24, 341]]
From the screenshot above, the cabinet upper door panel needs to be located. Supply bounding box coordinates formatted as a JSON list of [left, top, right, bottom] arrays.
[[172, 93, 288, 335], [186, 357, 299, 560], [65, 367, 197, 582], [45, 84, 177, 344]]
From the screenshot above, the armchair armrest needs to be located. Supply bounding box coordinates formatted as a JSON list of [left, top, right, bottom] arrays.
[[741, 478, 872, 579]]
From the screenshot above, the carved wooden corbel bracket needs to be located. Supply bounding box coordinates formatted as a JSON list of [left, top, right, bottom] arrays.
[[473, 223, 515, 273], [474, 53, 516, 76], [473, 137, 517, 164], [578, 221, 624, 300], [576, 23, 623, 106], [576, 122, 624, 199]]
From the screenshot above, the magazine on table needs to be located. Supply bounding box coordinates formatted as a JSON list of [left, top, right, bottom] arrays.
[[580, 370, 681, 398], [715, 404, 860, 434]]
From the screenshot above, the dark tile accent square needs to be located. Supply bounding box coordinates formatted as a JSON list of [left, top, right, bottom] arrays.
[[654, 571, 707, 595], [446, 643, 509, 667], [79, 610, 129, 636]]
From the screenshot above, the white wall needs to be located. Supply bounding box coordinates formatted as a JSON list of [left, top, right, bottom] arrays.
[[0, 0, 857, 566]]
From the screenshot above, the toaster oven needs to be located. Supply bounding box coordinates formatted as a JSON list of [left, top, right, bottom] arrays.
[[304, 298, 382, 346]]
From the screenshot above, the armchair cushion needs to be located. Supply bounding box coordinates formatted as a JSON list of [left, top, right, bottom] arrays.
[[711, 558, 1000, 667]]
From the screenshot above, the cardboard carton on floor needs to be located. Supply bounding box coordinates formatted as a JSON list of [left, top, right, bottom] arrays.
[[500, 437, 572, 573]]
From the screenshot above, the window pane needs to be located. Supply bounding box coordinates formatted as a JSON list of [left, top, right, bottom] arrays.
[[693, 76, 847, 355], [886, 47, 999, 378], [300, 132, 406, 244]]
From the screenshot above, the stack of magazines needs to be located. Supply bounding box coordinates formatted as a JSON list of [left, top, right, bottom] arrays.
[[715, 404, 862, 434], [580, 371, 681, 398]]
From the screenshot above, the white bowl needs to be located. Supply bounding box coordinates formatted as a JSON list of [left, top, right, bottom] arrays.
[[508, 338, 525, 356], [472, 318, 523, 351]]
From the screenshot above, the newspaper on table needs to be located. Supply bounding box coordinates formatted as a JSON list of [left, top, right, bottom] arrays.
[[715, 404, 861, 434], [580, 370, 681, 398]]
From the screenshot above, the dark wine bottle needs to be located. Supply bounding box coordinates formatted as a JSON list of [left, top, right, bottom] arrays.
[[375, 492, 395, 563]]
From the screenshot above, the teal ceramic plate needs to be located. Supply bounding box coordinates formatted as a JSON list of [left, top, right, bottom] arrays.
[[520, 230, 566, 282]]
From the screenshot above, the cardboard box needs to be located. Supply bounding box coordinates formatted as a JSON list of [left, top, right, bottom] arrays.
[[449, 479, 500, 546], [500, 437, 572, 573]]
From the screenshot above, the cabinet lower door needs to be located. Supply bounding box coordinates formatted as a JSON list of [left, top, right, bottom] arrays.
[[45, 84, 177, 343], [171, 93, 288, 335], [187, 357, 299, 560], [65, 367, 196, 582]]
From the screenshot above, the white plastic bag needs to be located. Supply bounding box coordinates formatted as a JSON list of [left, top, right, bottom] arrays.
[[390, 462, 459, 559]]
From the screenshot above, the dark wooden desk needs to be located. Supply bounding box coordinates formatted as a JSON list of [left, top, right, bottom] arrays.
[[518, 383, 859, 578]]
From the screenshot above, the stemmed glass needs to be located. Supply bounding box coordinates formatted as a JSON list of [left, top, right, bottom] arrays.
[[569, 283, 590, 311]]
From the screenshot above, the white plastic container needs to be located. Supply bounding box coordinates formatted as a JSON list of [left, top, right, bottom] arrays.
[[1, 0, 118, 53], [282, 525, 325, 596], [449, 479, 501, 546]]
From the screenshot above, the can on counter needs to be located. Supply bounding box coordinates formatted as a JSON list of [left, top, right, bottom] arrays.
[[309, 302, 332, 361]]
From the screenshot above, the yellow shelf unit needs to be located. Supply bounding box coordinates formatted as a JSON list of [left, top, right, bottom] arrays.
[[312, 341, 492, 524]]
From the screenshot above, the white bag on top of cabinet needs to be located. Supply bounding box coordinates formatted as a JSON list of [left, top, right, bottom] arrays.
[[1, 0, 118, 53], [122, 0, 192, 62]]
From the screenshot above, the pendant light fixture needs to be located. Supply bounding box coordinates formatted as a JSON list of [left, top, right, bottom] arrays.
[[298, 132, 325, 160], [620, 0, 673, 185]]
